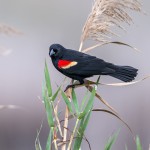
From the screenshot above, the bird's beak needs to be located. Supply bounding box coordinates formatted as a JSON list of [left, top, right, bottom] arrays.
[[50, 49, 55, 56]]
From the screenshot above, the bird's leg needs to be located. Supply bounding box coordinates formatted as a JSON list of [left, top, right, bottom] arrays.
[[64, 80, 84, 92]]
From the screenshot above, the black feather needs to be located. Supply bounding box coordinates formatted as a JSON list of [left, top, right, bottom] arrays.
[[49, 44, 138, 84], [107, 65, 138, 82]]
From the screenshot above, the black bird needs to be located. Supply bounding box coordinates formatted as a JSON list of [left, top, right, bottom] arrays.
[[49, 44, 138, 89]]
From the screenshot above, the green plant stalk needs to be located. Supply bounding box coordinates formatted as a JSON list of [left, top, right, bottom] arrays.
[[45, 130, 52, 150], [73, 111, 92, 150], [67, 119, 79, 150]]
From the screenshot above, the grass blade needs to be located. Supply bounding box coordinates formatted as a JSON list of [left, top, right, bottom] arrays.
[[45, 61, 52, 97], [67, 119, 80, 150], [78, 88, 96, 119], [84, 81, 118, 114], [72, 89, 79, 115], [45, 130, 52, 150], [80, 90, 89, 111], [104, 130, 119, 150], [76, 78, 118, 115], [73, 111, 92, 150], [43, 86, 54, 127], [78, 85, 97, 119], [51, 86, 61, 102], [61, 90, 73, 113], [136, 136, 142, 150], [73, 77, 100, 149]]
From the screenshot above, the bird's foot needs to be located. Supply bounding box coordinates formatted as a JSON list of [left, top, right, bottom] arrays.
[[64, 84, 75, 92]]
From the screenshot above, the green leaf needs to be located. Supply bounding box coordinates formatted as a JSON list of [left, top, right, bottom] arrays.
[[136, 136, 142, 150], [51, 86, 61, 102], [42, 81, 46, 101], [43, 86, 54, 127], [45, 61, 52, 97], [78, 85, 97, 119], [104, 130, 119, 150], [45, 129, 53, 150], [61, 90, 73, 113], [73, 111, 92, 150], [80, 90, 89, 111], [81, 111, 92, 135], [72, 89, 79, 115]]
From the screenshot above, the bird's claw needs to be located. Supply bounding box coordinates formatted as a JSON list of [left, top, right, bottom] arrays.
[[64, 85, 75, 92]]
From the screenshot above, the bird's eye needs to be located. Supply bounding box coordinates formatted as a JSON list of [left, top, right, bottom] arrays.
[[53, 49, 57, 53], [50, 48, 57, 57]]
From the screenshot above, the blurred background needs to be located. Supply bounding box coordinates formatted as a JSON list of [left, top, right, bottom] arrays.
[[0, 0, 150, 149]]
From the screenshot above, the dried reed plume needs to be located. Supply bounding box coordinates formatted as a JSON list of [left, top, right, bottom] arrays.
[[0, 23, 23, 35], [0, 105, 21, 111], [0, 23, 23, 56], [79, 0, 141, 51]]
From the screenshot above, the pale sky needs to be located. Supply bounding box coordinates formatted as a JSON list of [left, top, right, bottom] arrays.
[[0, 0, 150, 150]]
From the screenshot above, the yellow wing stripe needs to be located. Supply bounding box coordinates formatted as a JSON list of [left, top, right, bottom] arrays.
[[61, 61, 78, 69]]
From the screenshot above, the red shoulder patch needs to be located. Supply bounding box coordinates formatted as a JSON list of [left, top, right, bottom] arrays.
[[58, 60, 78, 69]]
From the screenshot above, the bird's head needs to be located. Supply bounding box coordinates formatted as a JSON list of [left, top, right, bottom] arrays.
[[49, 44, 64, 59]]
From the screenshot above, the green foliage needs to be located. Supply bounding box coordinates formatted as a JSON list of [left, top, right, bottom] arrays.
[[104, 131, 119, 150], [41, 61, 99, 149], [42, 84, 54, 127], [45, 130, 52, 150], [44, 61, 52, 97], [36, 61, 145, 150], [61, 90, 73, 113], [78, 85, 97, 119], [104, 133, 143, 150], [136, 136, 143, 150], [73, 112, 92, 150], [72, 89, 79, 115], [51, 86, 61, 102], [35, 62, 58, 150]]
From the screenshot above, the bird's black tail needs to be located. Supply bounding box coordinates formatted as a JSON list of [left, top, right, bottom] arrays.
[[109, 65, 138, 82]]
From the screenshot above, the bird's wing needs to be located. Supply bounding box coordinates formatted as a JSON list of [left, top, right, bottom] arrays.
[[58, 50, 115, 76]]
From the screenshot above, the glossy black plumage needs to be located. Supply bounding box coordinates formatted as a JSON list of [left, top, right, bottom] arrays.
[[49, 44, 138, 85]]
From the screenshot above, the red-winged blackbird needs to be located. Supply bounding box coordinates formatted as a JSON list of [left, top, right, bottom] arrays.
[[49, 44, 138, 89]]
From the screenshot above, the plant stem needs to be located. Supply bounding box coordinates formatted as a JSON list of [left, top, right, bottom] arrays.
[[78, 41, 83, 52], [67, 119, 79, 150], [54, 139, 58, 150], [62, 81, 73, 150], [61, 106, 69, 150], [52, 102, 63, 137]]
